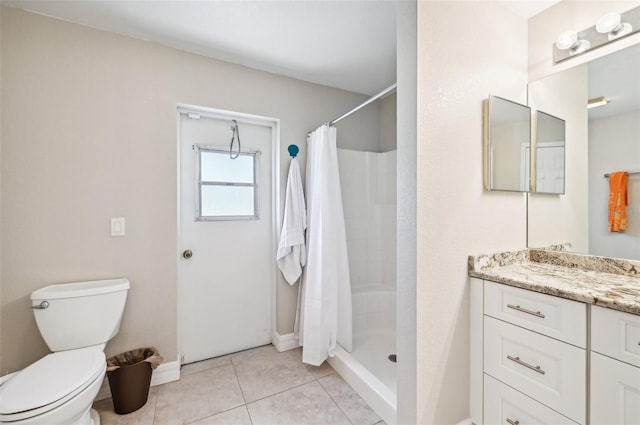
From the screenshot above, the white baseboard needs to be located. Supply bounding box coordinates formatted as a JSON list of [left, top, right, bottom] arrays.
[[456, 418, 474, 425], [272, 331, 299, 352], [95, 360, 180, 401]]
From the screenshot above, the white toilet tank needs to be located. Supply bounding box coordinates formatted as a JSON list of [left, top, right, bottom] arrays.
[[31, 278, 130, 352]]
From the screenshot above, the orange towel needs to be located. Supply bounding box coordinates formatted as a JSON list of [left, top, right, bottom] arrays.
[[608, 171, 628, 232]]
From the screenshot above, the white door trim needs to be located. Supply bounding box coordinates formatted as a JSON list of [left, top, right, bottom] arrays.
[[176, 103, 281, 365]]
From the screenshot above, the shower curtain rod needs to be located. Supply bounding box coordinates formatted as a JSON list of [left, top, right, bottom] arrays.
[[329, 83, 397, 126]]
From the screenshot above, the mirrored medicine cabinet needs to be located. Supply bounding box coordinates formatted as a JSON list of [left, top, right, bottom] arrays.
[[484, 95, 531, 192], [532, 111, 566, 195], [484, 95, 566, 194]]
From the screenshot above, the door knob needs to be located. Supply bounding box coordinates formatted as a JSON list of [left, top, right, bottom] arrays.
[[183, 250, 193, 259]]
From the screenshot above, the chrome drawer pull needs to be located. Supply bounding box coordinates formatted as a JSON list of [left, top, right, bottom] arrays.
[[507, 303, 545, 319], [507, 355, 546, 375], [506, 419, 520, 425]]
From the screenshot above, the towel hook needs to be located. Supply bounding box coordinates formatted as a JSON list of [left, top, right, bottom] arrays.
[[288, 144, 299, 158]]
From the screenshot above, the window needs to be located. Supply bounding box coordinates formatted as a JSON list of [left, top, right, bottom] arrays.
[[195, 146, 259, 220]]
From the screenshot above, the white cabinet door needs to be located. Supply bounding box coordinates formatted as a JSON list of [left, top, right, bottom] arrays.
[[591, 352, 640, 425], [592, 306, 640, 368]]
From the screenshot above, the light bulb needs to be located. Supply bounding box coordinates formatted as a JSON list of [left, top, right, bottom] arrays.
[[556, 30, 578, 50], [596, 12, 632, 40], [597, 12, 621, 33], [555, 30, 591, 55]]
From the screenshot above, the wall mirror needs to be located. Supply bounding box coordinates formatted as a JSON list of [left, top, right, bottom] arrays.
[[532, 111, 565, 194], [528, 43, 640, 260], [484, 95, 531, 192]]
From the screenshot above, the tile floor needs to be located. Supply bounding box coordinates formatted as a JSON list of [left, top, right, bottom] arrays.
[[93, 345, 386, 425]]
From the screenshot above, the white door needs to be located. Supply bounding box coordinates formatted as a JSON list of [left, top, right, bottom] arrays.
[[535, 143, 565, 194], [179, 108, 275, 364]]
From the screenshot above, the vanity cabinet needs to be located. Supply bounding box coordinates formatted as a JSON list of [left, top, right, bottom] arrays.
[[471, 278, 640, 425], [479, 280, 586, 424], [590, 306, 640, 425]]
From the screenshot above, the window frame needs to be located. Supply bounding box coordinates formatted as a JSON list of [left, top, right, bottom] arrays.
[[194, 144, 260, 221]]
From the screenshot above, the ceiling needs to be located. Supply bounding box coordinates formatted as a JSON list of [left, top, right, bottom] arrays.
[[1, 0, 397, 96], [2, 0, 564, 97]]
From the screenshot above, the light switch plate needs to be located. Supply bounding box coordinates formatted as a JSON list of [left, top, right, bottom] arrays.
[[111, 217, 125, 236]]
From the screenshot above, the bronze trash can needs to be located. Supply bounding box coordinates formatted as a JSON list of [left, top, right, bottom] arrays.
[[106, 347, 163, 414]]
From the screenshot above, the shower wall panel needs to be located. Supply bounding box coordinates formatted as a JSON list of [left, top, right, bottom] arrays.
[[338, 149, 397, 291]]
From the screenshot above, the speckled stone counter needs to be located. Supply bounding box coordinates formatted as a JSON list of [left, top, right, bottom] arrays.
[[468, 249, 640, 315]]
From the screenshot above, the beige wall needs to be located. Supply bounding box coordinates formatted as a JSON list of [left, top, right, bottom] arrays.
[[0, 6, 377, 375], [335, 104, 383, 153], [589, 110, 640, 259], [416, 2, 528, 423], [380, 93, 397, 152]]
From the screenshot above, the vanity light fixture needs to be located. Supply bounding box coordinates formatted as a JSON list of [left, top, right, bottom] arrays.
[[587, 96, 609, 109], [555, 30, 591, 56], [596, 12, 633, 40], [553, 5, 640, 64]]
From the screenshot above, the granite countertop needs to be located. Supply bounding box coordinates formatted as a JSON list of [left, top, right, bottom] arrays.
[[468, 249, 640, 315]]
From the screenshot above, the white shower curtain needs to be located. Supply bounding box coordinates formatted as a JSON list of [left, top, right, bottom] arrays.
[[296, 125, 353, 366]]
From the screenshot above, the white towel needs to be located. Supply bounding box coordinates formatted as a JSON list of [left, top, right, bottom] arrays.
[[277, 158, 307, 285]]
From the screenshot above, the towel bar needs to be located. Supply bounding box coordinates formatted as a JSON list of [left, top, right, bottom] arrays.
[[604, 171, 639, 178]]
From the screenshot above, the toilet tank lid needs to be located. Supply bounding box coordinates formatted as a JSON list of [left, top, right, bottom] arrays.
[[31, 278, 130, 300]]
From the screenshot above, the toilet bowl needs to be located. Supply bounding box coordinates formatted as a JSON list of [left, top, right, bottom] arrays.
[[0, 348, 106, 424], [0, 279, 130, 425]]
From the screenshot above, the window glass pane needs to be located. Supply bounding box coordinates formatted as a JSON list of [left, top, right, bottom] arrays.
[[201, 151, 253, 183], [201, 185, 255, 217]]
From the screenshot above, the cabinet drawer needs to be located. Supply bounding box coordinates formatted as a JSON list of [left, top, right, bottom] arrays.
[[591, 352, 640, 425], [484, 316, 586, 423], [484, 280, 586, 347], [484, 374, 578, 425], [592, 306, 640, 367]]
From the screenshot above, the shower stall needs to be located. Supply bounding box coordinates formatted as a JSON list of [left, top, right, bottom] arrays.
[[323, 85, 398, 423], [330, 149, 397, 423]]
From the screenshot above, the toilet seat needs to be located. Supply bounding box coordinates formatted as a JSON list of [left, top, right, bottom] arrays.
[[0, 347, 105, 422]]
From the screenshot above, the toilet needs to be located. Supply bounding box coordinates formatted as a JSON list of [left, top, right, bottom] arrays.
[[0, 278, 130, 425]]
